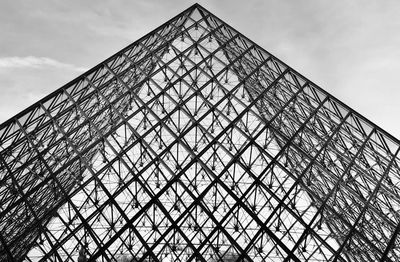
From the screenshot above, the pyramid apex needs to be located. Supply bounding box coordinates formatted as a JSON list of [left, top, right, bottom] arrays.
[[192, 2, 202, 7], [190, 3, 207, 12]]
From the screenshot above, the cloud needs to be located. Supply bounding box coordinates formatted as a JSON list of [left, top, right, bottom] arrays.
[[0, 56, 87, 71]]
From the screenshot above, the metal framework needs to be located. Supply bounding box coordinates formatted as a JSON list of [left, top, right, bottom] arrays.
[[1, 4, 400, 261]]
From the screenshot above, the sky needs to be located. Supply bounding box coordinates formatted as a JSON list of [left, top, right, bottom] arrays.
[[1, 0, 400, 138]]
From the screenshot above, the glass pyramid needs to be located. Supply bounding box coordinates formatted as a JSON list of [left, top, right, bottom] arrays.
[[1, 3, 400, 262]]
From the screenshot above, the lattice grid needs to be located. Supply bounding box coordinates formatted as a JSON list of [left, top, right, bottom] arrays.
[[1, 4, 400, 262]]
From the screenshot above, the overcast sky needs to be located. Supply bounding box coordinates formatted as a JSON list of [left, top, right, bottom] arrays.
[[1, 0, 400, 138]]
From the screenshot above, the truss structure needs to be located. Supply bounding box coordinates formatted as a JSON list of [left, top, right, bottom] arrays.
[[1, 4, 400, 262]]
